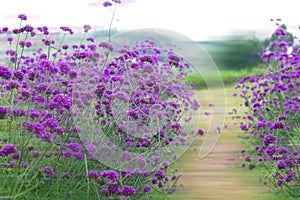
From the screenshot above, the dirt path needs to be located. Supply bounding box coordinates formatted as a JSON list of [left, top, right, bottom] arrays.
[[169, 86, 282, 200]]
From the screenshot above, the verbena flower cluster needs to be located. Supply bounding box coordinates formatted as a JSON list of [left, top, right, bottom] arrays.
[[235, 22, 300, 198], [0, 12, 201, 199]]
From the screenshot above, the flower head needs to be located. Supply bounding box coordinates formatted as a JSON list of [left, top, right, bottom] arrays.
[[83, 25, 92, 33], [103, 1, 113, 7], [42, 166, 55, 176], [122, 185, 136, 195], [98, 40, 114, 51], [60, 26, 74, 34], [0, 144, 17, 156], [0, 65, 12, 79], [100, 170, 119, 181], [18, 14, 27, 21], [143, 185, 151, 192]]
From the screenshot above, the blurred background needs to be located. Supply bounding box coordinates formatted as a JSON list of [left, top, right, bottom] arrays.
[[1, 0, 299, 72]]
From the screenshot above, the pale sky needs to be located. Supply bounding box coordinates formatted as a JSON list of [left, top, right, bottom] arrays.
[[0, 0, 299, 41]]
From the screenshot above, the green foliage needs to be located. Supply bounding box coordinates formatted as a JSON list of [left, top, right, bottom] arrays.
[[199, 37, 263, 70], [186, 64, 267, 89]]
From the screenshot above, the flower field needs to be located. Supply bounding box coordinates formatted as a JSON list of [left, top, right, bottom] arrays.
[[236, 22, 300, 199], [0, 1, 299, 200]]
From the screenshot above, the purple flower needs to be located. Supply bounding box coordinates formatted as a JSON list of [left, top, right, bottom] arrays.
[[274, 28, 285, 36], [245, 155, 252, 162], [100, 170, 119, 181], [87, 170, 99, 179], [55, 127, 64, 135], [4, 49, 16, 57], [285, 160, 294, 167], [62, 44, 69, 50], [60, 26, 74, 34], [151, 177, 158, 184], [20, 161, 29, 168], [154, 169, 167, 180], [87, 37, 95, 43], [6, 80, 21, 90], [285, 171, 294, 182], [0, 144, 17, 156], [122, 185, 136, 195], [258, 157, 266, 162], [276, 178, 284, 186], [66, 141, 81, 152], [44, 117, 59, 129], [112, 0, 121, 3], [9, 160, 16, 168], [72, 126, 82, 133], [58, 60, 71, 74], [13, 70, 24, 81], [42, 166, 55, 176], [2, 27, 8, 32], [0, 65, 12, 79], [62, 149, 73, 158], [197, 128, 204, 135], [247, 115, 253, 121], [7, 37, 13, 43], [83, 25, 92, 33], [272, 121, 285, 129], [143, 185, 151, 192], [277, 161, 286, 169], [24, 25, 34, 32], [18, 14, 27, 21], [277, 147, 289, 154], [29, 110, 41, 119], [12, 28, 20, 34], [0, 106, 9, 119], [103, 1, 113, 7], [40, 132, 53, 143], [13, 108, 26, 117], [68, 70, 78, 78], [98, 40, 114, 51], [75, 152, 84, 160], [263, 134, 276, 146], [32, 95, 45, 103], [11, 151, 21, 159], [265, 146, 276, 157]]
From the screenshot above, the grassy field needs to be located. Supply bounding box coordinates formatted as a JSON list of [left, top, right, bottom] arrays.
[[186, 65, 267, 89]]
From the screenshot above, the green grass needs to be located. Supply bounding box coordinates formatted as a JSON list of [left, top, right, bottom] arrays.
[[186, 64, 268, 88]]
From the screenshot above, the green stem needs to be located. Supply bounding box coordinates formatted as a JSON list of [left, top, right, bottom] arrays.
[[52, 33, 67, 63], [16, 33, 29, 69], [14, 21, 23, 70], [108, 3, 117, 43], [84, 154, 90, 199]]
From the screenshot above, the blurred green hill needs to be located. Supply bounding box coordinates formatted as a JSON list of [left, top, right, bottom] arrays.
[[199, 38, 263, 70]]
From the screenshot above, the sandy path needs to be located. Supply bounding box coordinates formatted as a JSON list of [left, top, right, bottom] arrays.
[[169, 87, 282, 200]]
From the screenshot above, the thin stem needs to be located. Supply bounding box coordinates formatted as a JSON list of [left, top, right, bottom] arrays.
[[14, 21, 23, 70], [108, 3, 117, 43]]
